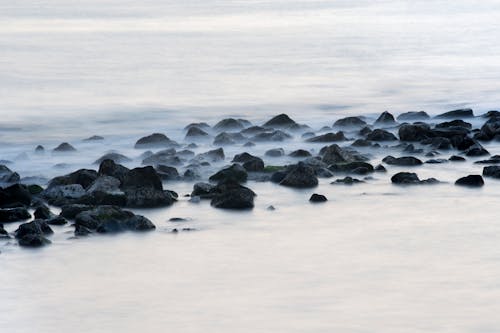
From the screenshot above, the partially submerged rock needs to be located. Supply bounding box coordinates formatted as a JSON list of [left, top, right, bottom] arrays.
[[75, 206, 155, 233], [455, 175, 484, 187]]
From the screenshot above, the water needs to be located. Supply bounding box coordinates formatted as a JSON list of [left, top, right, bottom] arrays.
[[2, 1, 500, 332]]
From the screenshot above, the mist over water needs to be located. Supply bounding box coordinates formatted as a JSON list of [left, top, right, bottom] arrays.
[[2, 1, 500, 332]]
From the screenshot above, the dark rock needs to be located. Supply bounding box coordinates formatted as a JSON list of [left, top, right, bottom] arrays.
[[435, 108, 474, 119], [134, 133, 178, 149], [306, 132, 345, 143], [34, 145, 45, 153], [243, 159, 265, 172], [213, 132, 246, 146], [94, 153, 132, 165], [75, 206, 155, 233], [142, 149, 182, 166], [315, 168, 334, 178], [263, 114, 297, 128], [464, 144, 489, 157], [193, 148, 225, 163], [191, 182, 216, 199], [435, 120, 472, 129], [48, 169, 98, 190], [333, 116, 367, 128], [210, 181, 256, 209], [74, 224, 92, 236], [15, 220, 53, 240], [0, 207, 31, 223], [183, 168, 201, 180], [332, 176, 364, 185], [185, 122, 211, 131], [122, 166, 175, 207], [302, 132, 315, 139], [396, 111, 430, 121], [309, 193, 327, 202], [359, 126, 372, 136], [83, 135, 104, 141], [425, 159, 448, 164], [449, 155, 466, 162], [398, 123, 433, 141], [46, 216, 68, 225], [366, 129, 398, 141], [483, 166, 500, 178], [240, 126, 266, 136], [156, 165, 180, 180], [455, 175, 484, 187], [18, 234, 51, 247], [53, 142, 76, 152], [185, 127, 209, 139], [289, 149, 312, 158], [391, 172, 438, 185], [265, 148, 285, 157], [243, 141, 255, 147], [383, 156, 423, 166], [0, 184, 32, 208], [209, 164, 248, 183], [329, 162, 374, 173], [98, 159, 130, 183], [34, 205, 53, 220], [0, 165, 20, 184], [374, 111, 396, 125], [279, 162, 318, 188], [213, 118, 247, 132], [423, 137, 452, 150], [0, 223, 9, 238], [60, 204, 94, 219], [474, 155, 500, 164], [321, 144, 368, 165], [351, 139, 372, 147], [251, 130, 292, 142], [42, 185, 86, 206], [77, 191, 127, 206]]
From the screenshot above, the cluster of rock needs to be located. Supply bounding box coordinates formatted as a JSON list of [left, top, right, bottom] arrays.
[[2, 108, 500, 249]]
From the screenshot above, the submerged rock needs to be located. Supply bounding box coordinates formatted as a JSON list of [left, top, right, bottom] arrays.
[[265, 148, 285, 157], [94, 153, 132, 165], [75, 206, 155, 233], [321, 144, 368, 165], [435, 108, 474, 119], [263, 114, 297, 128], [382, 156, 423, 166], [210, 181, 256, 209], [332, 176, 364, 185], [213, 118, 247, 132], [306, 132, 345, 143], [366, 129, 398, 141], [396, 111, 430, 121], [455, 175, 484, 187], [53, 142, 76, 153], [391, 172, 439, 185], [333, 116, 367, 128], [0, 165, 20, 184], [309, 193, 327, 202], [278, 162, 318, 188], [0, 207, 31, 223], [134, 133, 178, 149], [209, 164, 248, 184], [374, 111, 396, 125], [483, 166, 500, 178]]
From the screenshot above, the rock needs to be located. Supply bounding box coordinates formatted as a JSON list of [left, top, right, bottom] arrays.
[[15, 220, 53, 247], [42, 184, 86, 205], [209, 164, 248, 183], [474, 156, 500, 164], [289, 149, 312, 158], [391, 172, 438, 185], [0, 223, 9, 238], [328, 162, 374, 173], [333, 116, 367, 128], [45, 216, 68, 225], [309, 193, 327, 202], [0, 208, 31, 223], [366, 129, 398, 141], [213, 118, 247, 132], [191, 182, 216, 199], [156, 165, 180, 180], [86, 175, 121, 193], [396, 111, 430, 121], [263, 114, 297, 128], [455, 175, 484, 187], [279, 162, 318, 188], [315, 168, 334, 178], [302, 132, 316, 139], [142, 149, 182, 166], [53, 142, 76, 152], [34, 145, 45, 154], [98, 159, 130, 183], [59, 204, 94, 219], [48, 169, 98, 189], [34, 205, 53, 220], [183, 168, 201, 180], [241, 126, 266, 136], [75, 206, 155, 233], [374, 111, 396, 125], [213, 132, 246, 146], [18, 234, 51, 247], [243, 141, 255, 147], [169, 217, 189, 222], [351, 139, 372, 147], [425, 159, 448, 164], [210, 181, 256, 209], [94, 153, 132, 165], [449, 155, 466, 162], [265, 148, 285, 157], [306, 132, 345, 143], [0, 165, 20, 184], [435, 108, 474, 118], [251, 130, 292, 142], [464, 143, 489, 157], [185, 127, 209, 140], [74, 224, 92, 236], [193, 148, 225, 163], [359, 126, 372, 136], [382, 156, 423, 166], [423, 137, 452, 150], [332, 176, 364, 185], [435, 120, 472, 129], [243, 158, 265, 172], [0, 184, 32, 208], [398, 123, 433, 141], [402, 143, 423, 154], [374, 164, 387, 172], [482, 166, 500, 179], [134, 133, 178, 149], [121, 166, 175, 207], [83, 135, 104, 141], [185, 122, 211, 131], [321, 144, 367, 165]]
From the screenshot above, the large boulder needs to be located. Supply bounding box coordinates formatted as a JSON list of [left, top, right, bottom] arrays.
[[396, 111, 430, 121], [75, 206, 155, 233], [0, 184, 32, 208], [366, 129, 398, 141], [321, 144, 367, 165], [48, 169, 98, 190], [455, 175, 484, 187], [121, 166, 175, 207], [0, 165, 20, 184], [134, 133, 178, 149], [374, 111, 396, 125], [98, 159, 130, 183], [42, 184, 86, 206], [483, 166, 500, 178], [0, 207, 31, 223], [15, 220, 53, 247], [278, 162, 318, 188]]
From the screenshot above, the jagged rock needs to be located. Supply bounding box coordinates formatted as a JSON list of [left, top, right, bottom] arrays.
[[455, 175, 484, 187]]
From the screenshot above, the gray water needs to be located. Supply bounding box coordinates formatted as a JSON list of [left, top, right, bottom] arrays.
[[2, 1, 500, 332]]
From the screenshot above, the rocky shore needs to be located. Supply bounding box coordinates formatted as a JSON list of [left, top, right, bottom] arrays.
[[1, 108, 500, 248]]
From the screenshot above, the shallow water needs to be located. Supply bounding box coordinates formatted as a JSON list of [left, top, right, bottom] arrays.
[[2, 1, 500, 332]]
